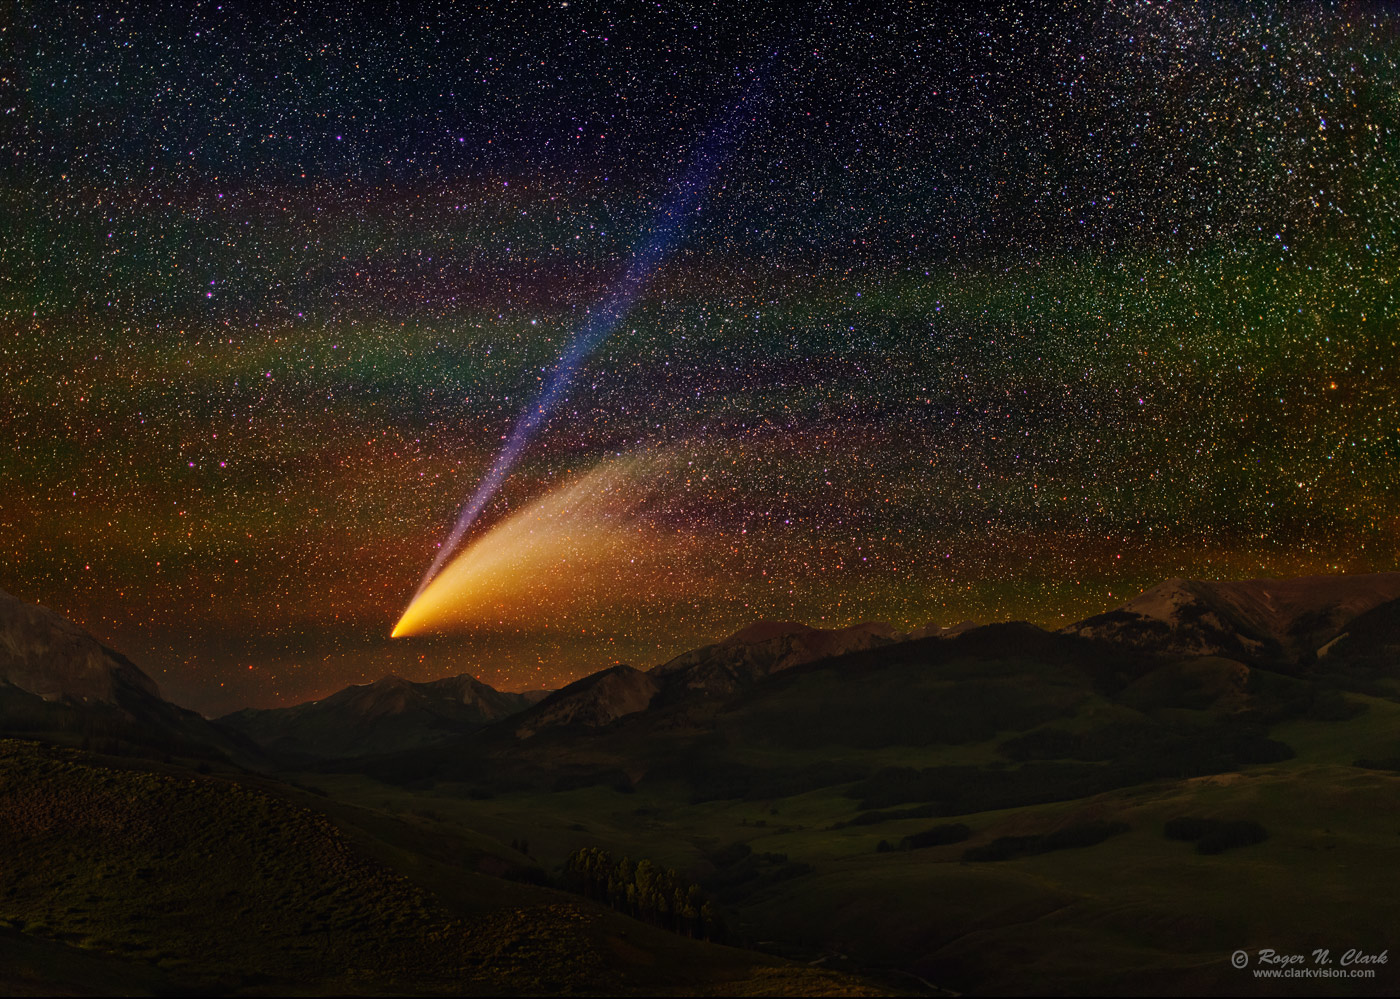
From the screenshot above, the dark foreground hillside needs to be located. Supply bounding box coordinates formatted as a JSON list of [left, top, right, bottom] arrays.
[[7, 575, 1400, 995], [0, 739, 889, 996]]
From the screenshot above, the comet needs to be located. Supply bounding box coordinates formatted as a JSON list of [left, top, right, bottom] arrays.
[[390, 455, 699, 638], [395, 61, 770, 634]]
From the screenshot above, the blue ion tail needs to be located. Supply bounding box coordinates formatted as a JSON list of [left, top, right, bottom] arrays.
[[400, 59, 773, 619]]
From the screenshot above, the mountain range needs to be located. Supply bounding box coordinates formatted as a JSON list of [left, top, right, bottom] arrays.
[[220, 672, 547, 760], [7, 571, 1399, 768], [3, 571, 1399, 995], [219, 618, 977, 758]]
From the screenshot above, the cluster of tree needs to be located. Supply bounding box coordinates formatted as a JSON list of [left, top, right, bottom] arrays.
[[876, 822, 972, 852], [963, 820, 1129, 862], [1239, 668, 1369, 723], [701, 842, 813, 903], [1353, 756, 1400, 772], [1163, 817, 1268, 854], [562, 847, 722, 940]]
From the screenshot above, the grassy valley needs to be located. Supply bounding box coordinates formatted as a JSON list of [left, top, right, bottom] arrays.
[[4, 576, 1400, 995], [292, 628, 1400, 995]]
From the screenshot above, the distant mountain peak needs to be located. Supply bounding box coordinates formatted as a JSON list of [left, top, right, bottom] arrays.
[[513, 664, 659, 739], [0, 588, 161, 705], [0, 589, 254, 762], [907, 620, 979, 640], [1066, 571, 1400, 662], [220, 670, 538, 760], [425, 671, 502, 700], [721, 620, 821, 644], [651, 618, 903, 698]]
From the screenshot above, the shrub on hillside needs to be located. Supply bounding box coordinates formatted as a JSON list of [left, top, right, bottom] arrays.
[[1354, 756, 1400, 772], [1162, 816, 1268, 854], [1196, 820, 1268, 854], [963, 835, 1042, 862], [962, 820, 1128, 862], [708, 842, 753, 869]]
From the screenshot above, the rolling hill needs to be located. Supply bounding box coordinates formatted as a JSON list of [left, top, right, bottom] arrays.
[[0, 738, 883, 996]]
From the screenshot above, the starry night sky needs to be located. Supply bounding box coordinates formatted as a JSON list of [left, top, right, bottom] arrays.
[[4, 1, 1398, 714]]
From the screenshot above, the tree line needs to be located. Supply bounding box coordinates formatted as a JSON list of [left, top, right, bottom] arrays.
[[562, 846, 724, 941]]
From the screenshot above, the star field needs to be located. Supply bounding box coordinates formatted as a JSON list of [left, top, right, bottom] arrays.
[[3, 2, 1398, 713]]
